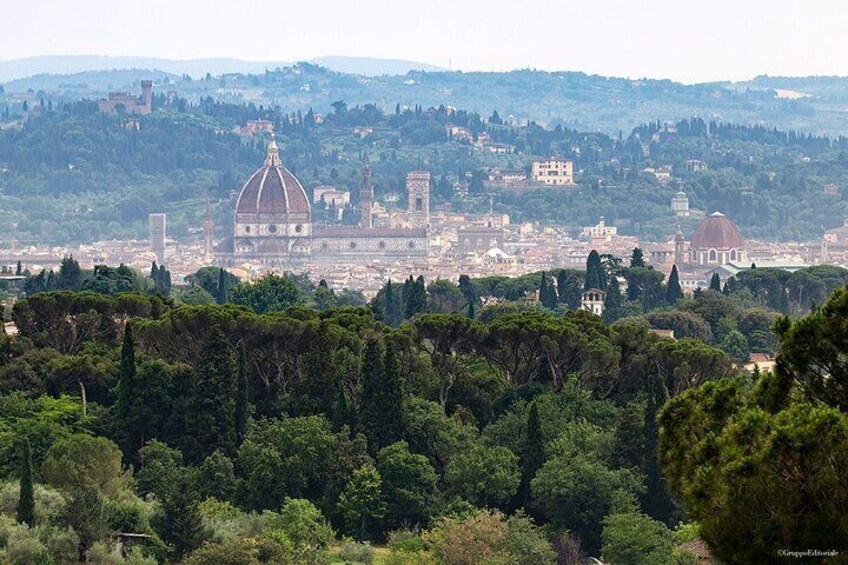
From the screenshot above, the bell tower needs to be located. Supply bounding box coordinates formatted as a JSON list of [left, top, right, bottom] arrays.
[[406, 170, 430, 228], [360, 167, 373, 229]]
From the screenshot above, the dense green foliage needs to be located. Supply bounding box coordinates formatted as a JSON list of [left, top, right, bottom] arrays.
[[2, 258, 847, 562], [658, 282, 848, 563]]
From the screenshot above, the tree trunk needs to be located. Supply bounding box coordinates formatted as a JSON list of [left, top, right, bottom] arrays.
[[78, 379, 87, 417]]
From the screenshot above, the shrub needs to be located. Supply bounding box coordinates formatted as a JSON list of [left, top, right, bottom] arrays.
[[0, 481, 67, 523], [339, 539, 375, 564], [1, 524, 52, 565], [424, 508, 555, 565], [387, 529, 426, 554], [37, 525, 79, 565]]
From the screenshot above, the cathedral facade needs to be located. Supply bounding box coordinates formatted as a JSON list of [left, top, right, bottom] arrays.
[[215, 137, 429, 267]]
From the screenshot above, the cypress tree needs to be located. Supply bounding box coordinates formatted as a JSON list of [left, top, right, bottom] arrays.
[[585, 250, 603, 290], [116, 324, 136, 453], [385, 280, 400, 327], [519, 402, 544, 506], [234, 346, 249, 446], [415, 275, 427, 314], [216, 268, 229, 304], [539, 271, 549, 305], [404, 276, 426, 319], [556, 270, 568, 303], [332, 375, 349, 433], [709, 272, 722, 291], [16, 439, 35, 527], [150, 261, 160, 286], [603, 276, 623, 323], [539, 271, 558, 309], [458, 274, 477, 310], [15, 260, 21, 276], [558, 273, 583, 309], [467, 300, 475, 319], [159, 475, 207, 559], [358, 339, 384, 454], [666, 265, 684, 303], [185, 326, 236, 462], [159, 265, 172, 296], [380, 341, 404, 449], [630, 247, 646, 268], [401, 276, 413, 319], [642, 373, 673, 522]]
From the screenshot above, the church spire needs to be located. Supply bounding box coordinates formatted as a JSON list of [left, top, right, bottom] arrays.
[[265, 133, 281, 167]]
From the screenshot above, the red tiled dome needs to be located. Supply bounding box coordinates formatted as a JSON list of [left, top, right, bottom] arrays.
[[691, 212, 744, 249], [235, 136, 310, 216]]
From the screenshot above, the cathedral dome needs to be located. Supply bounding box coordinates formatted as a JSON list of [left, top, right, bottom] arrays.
[[690, 212, 744, 250], [235, 135, 310, 216]]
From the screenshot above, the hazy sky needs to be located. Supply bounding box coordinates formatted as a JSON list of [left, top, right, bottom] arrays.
[[3, 0, 847, 83]]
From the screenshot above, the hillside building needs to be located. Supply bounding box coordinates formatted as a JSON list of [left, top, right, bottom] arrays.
[[313, 186, 350, 208], [99, 80, 153, 116], [531, 159, 574, 185]]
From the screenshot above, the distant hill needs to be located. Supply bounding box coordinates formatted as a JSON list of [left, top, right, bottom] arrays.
[[310, 56, 444, 75], [2, 69, 183, 96], [0, 55, 444, 83], [5, 58, 848, 135]]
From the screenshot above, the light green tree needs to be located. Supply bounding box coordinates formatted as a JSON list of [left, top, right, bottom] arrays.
[[338, 464, 385, 540]]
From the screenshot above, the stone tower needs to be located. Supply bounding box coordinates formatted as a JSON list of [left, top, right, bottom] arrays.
[[407, 170, 430, 228], [140, 80, 153, 112], [149, 213, 166, 266], [360, 167, 373, 229], [674, 227, 685, 267]]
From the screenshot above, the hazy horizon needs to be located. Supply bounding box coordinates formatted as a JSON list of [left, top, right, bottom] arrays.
[[3, 0, 847, 84]]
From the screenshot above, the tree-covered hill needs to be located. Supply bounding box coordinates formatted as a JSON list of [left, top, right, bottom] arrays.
[[3, 94, 848, 244], [8, 64, 848, 135]]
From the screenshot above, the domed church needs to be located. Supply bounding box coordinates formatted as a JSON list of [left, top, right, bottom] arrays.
[[688, 212, 746, 266], [231, 135, 313, 261], [215, 136, 429, 267]]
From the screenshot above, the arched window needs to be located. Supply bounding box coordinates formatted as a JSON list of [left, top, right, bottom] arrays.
[[730, 249, 737, 261], [709, 249, 717, 262], [415, 196, 423, 211]]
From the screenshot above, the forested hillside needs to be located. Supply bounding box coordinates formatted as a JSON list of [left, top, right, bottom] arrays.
[[3, 93, 848, 245], [7, 65, 848, 135]]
